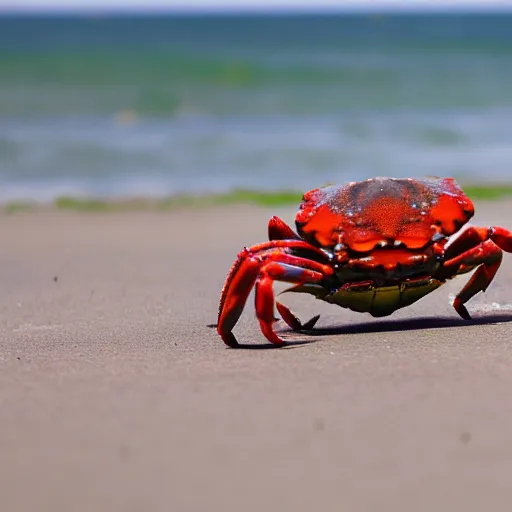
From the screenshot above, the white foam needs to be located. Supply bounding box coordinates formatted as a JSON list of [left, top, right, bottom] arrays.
[[448, 293, 512, 312]]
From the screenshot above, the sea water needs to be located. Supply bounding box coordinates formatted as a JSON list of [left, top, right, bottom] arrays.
[[1, 13, 511, 202]]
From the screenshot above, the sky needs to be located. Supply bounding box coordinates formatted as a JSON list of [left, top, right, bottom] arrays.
[[2, 0, 512, 13]]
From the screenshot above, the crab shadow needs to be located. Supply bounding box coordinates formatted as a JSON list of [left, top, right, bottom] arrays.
[[303, 312, 512, 337], [247, 313, 512, 350], [209, 313, 512, 349]]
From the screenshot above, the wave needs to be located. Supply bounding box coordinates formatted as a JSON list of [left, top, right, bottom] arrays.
[[1, 109, 511, 202], [2, 14, 512, 199]]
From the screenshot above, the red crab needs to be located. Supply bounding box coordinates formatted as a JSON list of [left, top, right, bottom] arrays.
[[217, 177, 512, 347]]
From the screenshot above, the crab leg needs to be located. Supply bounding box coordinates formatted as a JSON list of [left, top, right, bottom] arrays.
[[444, 226, 512, 260], [268, 216, 301, 241], [453, 252, 502, 319], [275, 302, 321, 331], [438, 226, 512, 319], [254, 262, 325, 344], [266, 217, 321, 331], [218, 241, 332, 347]]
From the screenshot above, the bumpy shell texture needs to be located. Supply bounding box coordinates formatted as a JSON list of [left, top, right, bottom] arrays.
[[295, 177, 474, 252]]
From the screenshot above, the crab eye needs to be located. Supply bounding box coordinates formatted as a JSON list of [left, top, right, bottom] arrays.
[[334, 243, 345, 252]]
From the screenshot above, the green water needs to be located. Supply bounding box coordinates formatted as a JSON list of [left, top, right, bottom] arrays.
[[1, 14, 511, 201]]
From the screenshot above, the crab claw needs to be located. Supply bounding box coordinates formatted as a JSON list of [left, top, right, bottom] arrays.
[[217, 240, 332, 347]]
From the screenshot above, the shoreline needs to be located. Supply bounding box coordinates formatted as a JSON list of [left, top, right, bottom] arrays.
[[3, 183, 512, 214]]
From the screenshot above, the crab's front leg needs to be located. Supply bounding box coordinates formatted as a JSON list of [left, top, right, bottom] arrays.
[[266, 216, 322, 330], [218, 240, 333, 347], [437, 226, 512, 319]]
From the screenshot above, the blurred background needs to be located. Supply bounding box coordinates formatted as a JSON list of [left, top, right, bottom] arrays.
[[1, 0, 512, 203]]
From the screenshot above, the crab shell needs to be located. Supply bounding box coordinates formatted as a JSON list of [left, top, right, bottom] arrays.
[[295, 176, 475, 254]]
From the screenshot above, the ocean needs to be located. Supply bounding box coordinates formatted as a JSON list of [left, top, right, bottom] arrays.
[[1, 13, 512, 202]]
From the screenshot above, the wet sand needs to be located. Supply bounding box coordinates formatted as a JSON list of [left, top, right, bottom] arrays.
[[1, 201, 512, 512]]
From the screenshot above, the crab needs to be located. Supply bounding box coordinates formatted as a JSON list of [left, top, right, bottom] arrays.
[[217, 177, 512, 347]]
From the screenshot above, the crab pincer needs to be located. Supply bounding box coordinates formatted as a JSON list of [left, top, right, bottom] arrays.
[[217, 239, 333, 346]]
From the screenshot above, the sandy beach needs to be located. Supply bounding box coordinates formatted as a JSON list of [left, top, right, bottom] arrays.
[[2, 199, 512, 512]]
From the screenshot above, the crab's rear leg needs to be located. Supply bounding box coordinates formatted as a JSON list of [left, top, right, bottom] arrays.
[[438, 226, 512, 319], [448, 241, 502, 320]]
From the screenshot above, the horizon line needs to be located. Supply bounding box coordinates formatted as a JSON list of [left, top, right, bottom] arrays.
[[3, 6, 512, 15]]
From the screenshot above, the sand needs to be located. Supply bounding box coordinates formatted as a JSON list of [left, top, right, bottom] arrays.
[[1, 200, 512, 512]]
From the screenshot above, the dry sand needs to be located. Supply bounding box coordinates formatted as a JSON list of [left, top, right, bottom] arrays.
[[1, 200, 512, 512]]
